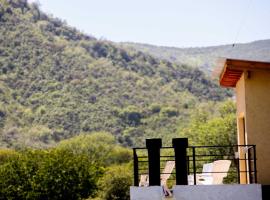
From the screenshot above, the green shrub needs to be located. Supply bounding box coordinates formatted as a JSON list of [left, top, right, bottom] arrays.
[[160, 106, 179, 117], [0, 149, 101, 200], [98, 165, 132, 200], [0, 149, 19, 164], [57, 132, 132, 166], [119, 106, 142, 126]]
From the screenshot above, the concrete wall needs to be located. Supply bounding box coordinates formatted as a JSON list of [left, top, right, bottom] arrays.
[[130, 185, 262, 200], [173, 184, 262, 200], [235, 70, 270, 184], [236, 74, 246, 117], [235, 74, 248, 184], [130, 186, 164, 200], [244, 70, 270, 184]]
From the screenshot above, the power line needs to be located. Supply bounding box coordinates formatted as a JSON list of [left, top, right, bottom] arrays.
[[232, 0, 253, 48]]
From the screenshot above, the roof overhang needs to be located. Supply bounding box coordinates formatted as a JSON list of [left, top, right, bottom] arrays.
[[219, 58, 270, 88]]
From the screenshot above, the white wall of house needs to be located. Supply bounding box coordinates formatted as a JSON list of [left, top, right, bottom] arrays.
[[173, 184, 262, 200], [130, 186, 164, 200], [130, 184, 262, 200]]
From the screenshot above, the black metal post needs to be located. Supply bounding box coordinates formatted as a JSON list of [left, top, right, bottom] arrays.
[[253, 145, 257, 183], [187, 155, 190, 175], [248, 147, 252, 183], [146, 138, 162, 186], [133, 148, 139, 186], [172, 138, 188, 185], [237, 156, 240, 184], [192, 147, 196, 185]]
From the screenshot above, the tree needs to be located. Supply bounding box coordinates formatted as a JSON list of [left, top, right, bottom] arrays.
[[57, 132, 132, 166], [97, 165, 132, 200], [181, 100, 237, 146], [119, 106, 142, 126], [0, 149, 101, 200]]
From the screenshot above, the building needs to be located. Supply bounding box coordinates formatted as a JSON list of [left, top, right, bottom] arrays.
[[219, 58, 270, 185], [130, 58, 270, 200]]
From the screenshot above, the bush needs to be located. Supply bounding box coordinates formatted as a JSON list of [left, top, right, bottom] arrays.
[[149, 103, 161, 114], [57, 132, 132, 166], [119, 106, 142, 126], [0, 109, 6, 128], [0, 149, 19, 164], [160, 106, 179, 117], [0, 149, 101, 200], [98, 165, 132, 200]]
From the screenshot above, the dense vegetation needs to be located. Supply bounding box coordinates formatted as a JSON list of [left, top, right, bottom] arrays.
[[0, 0, 232, 149], [182, 100, 237, 146], [0, 132, 133, 200], [122, 39, 270, 73]]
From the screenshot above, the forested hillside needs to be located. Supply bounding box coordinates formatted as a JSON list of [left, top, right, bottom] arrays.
[[121, 39, 270, 73], [0, 0, 232, 149]]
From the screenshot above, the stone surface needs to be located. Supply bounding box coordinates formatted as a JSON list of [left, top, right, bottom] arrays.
[[173, 184, 262, 200], [130, 186, 164, 200]]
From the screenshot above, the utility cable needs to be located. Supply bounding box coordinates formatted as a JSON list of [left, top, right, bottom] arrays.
[[231, 0, 253, 48]]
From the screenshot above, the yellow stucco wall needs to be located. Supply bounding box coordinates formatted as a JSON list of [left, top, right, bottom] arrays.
[[236, 74, 246, 117], [236, 70, 270, 185], [235, 74, 248, 184]]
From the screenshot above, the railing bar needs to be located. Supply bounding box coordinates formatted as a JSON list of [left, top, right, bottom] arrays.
[[138, 173, 177, 175], [187, 154, 235, 157], [185, 170, 255, 174], [248, 148, 252, 183], [253, 145, 257, 183], [133, 147, 147, 150], [188, 145, 255, 148], [138, 173, 148, 175], [192, 147, 196, 185], [160, 156, 175, 158], [134, 144, 257, 186], [190, 160, 255, 162], [134, 145, 254, 149], [133, 148, 139, 186], [237, 170, 257, 173], [137, 157, 175, 159]]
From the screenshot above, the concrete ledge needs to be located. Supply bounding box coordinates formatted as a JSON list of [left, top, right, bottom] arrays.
[[173, 184, 262, 200], [130, 186, 163, 200]]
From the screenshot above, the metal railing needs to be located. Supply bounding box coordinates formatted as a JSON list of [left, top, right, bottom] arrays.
[[133, 144, 257, 186]]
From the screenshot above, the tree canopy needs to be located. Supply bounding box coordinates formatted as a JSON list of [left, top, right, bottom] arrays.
[[0, 0, 233, 148]]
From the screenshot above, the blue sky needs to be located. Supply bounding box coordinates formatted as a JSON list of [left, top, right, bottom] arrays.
[[33, 0, 270, 47]]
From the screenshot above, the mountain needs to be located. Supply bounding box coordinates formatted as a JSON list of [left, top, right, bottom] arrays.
[[120, 40, 270, 73], [0, 0, 233, 148]]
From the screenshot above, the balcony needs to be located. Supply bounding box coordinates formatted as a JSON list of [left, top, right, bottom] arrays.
[[131, 138, 264, 200]]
